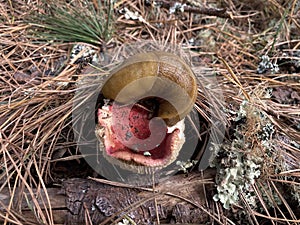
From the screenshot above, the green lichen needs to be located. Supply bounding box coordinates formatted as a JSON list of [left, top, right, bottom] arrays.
[[117, 218, 131, 225], [176, 159, 197, 173], [211, 134, 262, 209], [210, 100, 269, 209], [234, 100, 248, 121], [257, 55, 279, 74]]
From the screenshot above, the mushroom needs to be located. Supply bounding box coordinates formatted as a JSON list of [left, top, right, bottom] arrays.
[[95, 51, 198, 174]]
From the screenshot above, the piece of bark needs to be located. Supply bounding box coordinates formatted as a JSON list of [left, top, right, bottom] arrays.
[[0, 170, 215, 224]]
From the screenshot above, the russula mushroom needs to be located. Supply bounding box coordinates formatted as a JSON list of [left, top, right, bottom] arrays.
[[95, 51, 197, 174]]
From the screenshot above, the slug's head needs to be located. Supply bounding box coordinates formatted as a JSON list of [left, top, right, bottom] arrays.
[[96, 51, 198, 173]]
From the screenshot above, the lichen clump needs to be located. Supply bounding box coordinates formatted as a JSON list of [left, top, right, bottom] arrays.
[[210, 100, 274, 209], [257, 55, 279, 74], [210, 132, 262, 209]]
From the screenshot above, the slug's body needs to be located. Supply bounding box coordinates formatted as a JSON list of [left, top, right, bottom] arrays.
[[96, 51, 197, 173]]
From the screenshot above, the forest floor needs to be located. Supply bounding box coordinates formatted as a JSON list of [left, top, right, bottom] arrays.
[[1, 0, 300, 224]]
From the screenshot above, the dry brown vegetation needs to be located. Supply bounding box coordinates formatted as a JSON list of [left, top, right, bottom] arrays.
[[0, 0, 300, 224]]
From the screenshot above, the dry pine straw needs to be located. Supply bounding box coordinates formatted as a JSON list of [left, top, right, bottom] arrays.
[[0, 0, 300, 224]]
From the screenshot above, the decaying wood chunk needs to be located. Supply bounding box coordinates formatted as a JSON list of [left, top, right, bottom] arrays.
[[0, 170, 215, 224]]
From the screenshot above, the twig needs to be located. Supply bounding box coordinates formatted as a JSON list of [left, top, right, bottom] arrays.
[[149, 0, 233, 18]]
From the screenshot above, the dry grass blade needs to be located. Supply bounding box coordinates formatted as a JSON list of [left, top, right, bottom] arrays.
[[1, 2, 81, 223]]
